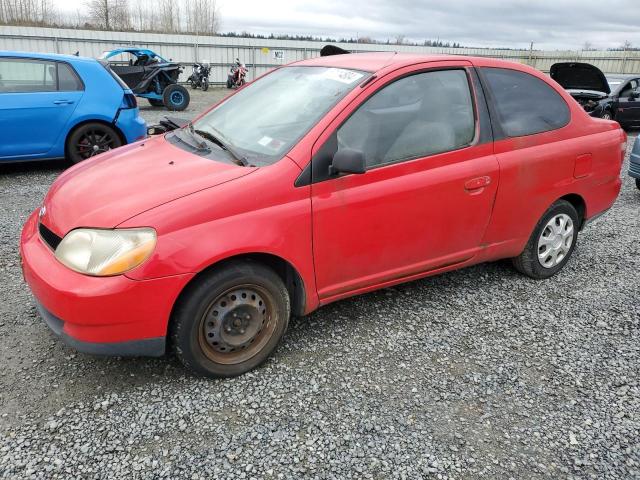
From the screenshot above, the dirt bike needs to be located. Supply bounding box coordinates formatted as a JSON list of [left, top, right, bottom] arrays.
[[226, 59, 247, 89], [187, 62, 211, 91]]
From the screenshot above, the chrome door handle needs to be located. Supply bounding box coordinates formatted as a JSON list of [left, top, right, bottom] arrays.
[[53, 100, 74, 105]]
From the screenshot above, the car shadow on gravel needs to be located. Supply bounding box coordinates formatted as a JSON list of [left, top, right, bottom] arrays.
[[0, 159, 68, 175]]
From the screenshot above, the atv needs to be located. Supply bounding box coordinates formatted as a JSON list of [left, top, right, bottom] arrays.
[[99, 48, 190, 111]]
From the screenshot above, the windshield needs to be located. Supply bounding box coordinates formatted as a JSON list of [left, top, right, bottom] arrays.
[[192, 66, 369, 165]]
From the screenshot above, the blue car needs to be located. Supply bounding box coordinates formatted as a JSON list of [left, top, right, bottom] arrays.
[[0, 51, 146, 163], [630, 135, 640, 190]]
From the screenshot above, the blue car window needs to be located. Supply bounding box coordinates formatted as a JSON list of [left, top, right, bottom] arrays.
[[0, 58, 57, 93], [57, 63, 83, 91]]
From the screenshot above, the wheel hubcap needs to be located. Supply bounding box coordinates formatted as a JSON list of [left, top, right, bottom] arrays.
[[199, 286, 274, 364], [537, 213, 574, 268]]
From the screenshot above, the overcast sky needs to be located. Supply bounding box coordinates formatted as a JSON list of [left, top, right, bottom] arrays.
[[56, 0, 640, 50]]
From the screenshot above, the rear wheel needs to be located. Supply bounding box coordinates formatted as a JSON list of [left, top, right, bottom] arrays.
[[163, 84, 190, 111], [512, 200, 579, 279], [66, 123, 122, 163], [170, 261, 290, 378], [601, 110, 613, 120], [148, 98, 164, 107]]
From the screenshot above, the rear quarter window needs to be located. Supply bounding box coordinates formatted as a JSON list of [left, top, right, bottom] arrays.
[[482, 67, 570, 137], [57, 63, 83, 91]]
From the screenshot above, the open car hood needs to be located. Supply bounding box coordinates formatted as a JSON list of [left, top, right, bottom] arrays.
[[550, 62, 610, 95]]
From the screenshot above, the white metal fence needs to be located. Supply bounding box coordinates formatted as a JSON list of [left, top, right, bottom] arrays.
[[1, 25, 639, 85]]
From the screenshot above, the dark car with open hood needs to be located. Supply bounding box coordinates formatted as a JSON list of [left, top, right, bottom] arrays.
[[551, 62, 640, 128]]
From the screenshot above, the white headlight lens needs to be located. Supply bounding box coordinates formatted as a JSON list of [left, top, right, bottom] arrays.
[[54, 228, 157, 276]]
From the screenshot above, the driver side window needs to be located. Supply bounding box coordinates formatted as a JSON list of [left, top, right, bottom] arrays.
[[337, 69, 475, 169], [620, 80, 639, 98]]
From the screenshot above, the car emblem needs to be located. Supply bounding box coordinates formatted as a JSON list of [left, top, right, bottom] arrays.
[[39, 206, 46, 219]]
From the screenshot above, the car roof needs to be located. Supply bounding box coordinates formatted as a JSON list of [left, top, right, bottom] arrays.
[[0, 50, 96, 64], [292, 52, 523, 72]]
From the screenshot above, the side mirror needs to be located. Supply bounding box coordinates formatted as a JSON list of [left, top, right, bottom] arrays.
[[330, 148, 366, 175], [630, 90, 639, 100]]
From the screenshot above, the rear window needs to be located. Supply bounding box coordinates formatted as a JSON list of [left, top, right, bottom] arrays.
[[99, 60, 129, 89], [482, 67, 570, 137]]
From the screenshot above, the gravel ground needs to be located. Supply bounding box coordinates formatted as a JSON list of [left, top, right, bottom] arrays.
[[0, 89, 638, 479]]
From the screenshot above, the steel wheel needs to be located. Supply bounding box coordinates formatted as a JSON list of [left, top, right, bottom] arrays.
[[198, 284, 277, 365], [537, 213, 574, 268], [170, 260, 290, 378]]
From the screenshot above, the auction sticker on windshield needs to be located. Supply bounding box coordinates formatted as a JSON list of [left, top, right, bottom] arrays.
[[320, 68, 364, 84]]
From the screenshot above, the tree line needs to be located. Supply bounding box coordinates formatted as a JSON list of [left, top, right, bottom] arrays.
[[0, 0, 220, 35]]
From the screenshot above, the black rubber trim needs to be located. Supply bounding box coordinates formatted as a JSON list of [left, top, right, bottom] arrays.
[[475, 67, 507, 141], [35, 301, 166, 357], [469, 68, 493, 144], [39, 222, 62, 250]]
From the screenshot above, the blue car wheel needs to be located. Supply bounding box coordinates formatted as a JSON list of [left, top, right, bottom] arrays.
[[163, 84, 190, 111]]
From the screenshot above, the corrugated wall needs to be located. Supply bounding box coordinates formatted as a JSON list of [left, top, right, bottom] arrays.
[[1, 25, 639, 84]]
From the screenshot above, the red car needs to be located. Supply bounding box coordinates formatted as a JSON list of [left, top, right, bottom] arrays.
[[21, 53, 625, 377]]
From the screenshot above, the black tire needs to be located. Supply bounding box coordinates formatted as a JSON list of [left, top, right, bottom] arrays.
[[201, 78, 209, 92], [226, 77, 233, 89], [512, 200, 580, 279], [66, 122, 122, 164], [636, 178, 640, 190], [163, 84, 190, 111], [170, 261, 290, 378], [148, 98, 164, 107]]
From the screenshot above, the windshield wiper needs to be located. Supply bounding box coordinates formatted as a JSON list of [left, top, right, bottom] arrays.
[[192, 126, 250, 167], [173, 127, 210, 153]]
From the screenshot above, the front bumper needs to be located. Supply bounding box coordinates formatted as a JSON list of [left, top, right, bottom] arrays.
[[20, 210, 193, 357]]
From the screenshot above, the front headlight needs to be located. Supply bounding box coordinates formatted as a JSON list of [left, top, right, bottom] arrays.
[[54, 228, 157, 276]]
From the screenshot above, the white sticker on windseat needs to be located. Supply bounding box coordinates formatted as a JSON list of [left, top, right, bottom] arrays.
[[321, 68, 364, 84], [258, 136, 273, 146]]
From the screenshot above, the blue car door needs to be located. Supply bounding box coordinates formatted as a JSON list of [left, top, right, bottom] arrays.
[[0, 58, 83, 159]]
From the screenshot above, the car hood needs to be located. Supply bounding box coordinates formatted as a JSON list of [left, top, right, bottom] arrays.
[[550, 62, 610, 95], [42, 136, 255, 235], [566, 89, 610, 101]]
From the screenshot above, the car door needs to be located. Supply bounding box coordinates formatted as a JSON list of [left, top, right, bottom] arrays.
[[615, 79, 640, 126], [310, 64, 499, 302], [0, 58, 83, 159]]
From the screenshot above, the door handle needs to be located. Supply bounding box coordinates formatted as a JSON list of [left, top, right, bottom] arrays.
[[53, 100, 74, 105], [464, 176, 491, 191]]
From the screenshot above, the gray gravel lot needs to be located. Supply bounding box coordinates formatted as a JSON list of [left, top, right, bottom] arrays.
[[0, 88, 639, 479]]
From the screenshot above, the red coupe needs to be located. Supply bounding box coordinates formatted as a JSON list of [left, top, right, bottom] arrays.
[[21, 53, 626, 377]]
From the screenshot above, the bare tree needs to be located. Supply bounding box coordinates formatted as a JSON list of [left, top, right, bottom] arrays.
[[184, 0, 220, 34], [621, 40, 633, 51], [85, 0, 130, 30], [582, 41, 593, 51], [394, 34, 405, 45]]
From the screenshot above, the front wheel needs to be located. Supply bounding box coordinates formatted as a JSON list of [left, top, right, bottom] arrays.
[[201, 78, 209, 91], [170, 261, 290, 378], [512, 200, 579, 279], [66, 123, 122, 163], [163, 84, 190, 111], [601, 111, 613, 120]]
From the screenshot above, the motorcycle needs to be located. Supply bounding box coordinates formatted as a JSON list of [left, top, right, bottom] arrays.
[[187, 62, 210, 91], [226, 58, 247, 89]]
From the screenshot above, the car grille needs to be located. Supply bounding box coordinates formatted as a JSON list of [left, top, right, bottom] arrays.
[[39, 222, 62, 250]]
